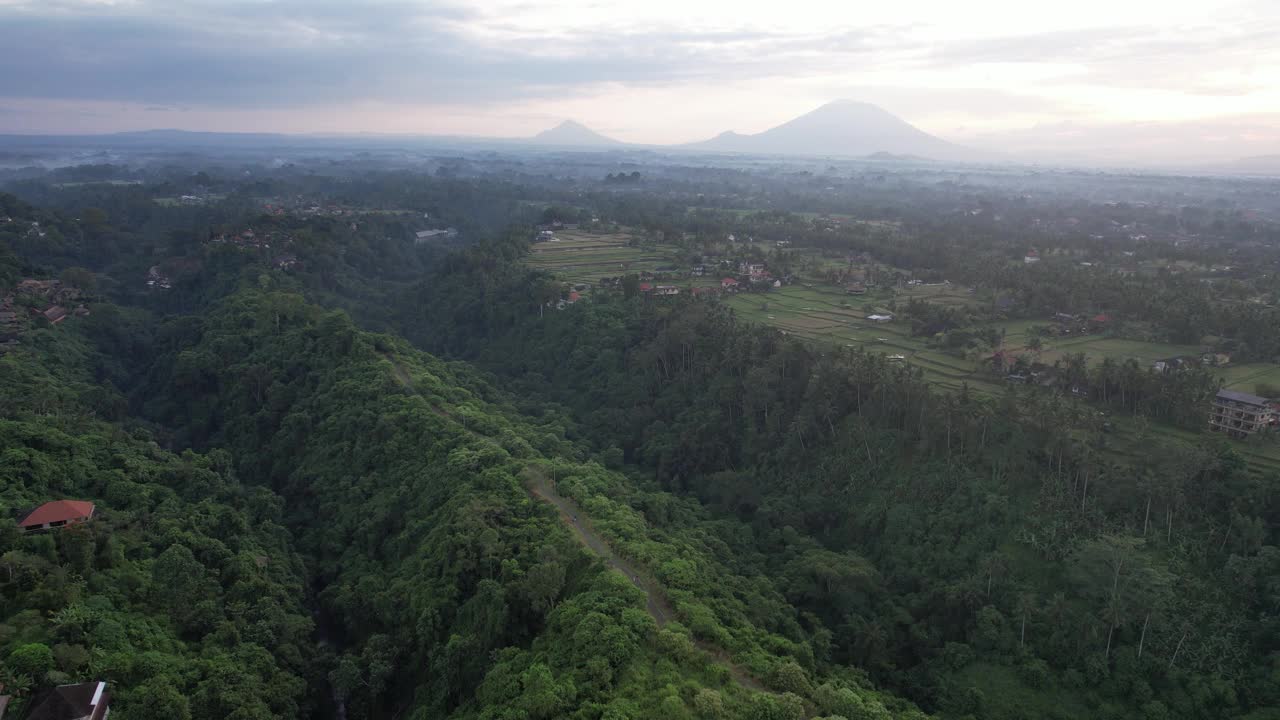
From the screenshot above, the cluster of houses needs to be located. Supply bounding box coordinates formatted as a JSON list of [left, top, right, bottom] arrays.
[[210, 229, 281, 250], [205, 229, 302, 271], [261, 198, 422, 219], [638, 283, 681, 296], [0, 279, 90, 351], [146, 265, 173, 290], [12, 219, 48, 241], [1049, 312, 1111, 336], [549, 286, 586, 311]]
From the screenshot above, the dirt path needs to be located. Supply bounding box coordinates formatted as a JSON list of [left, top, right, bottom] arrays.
[[526, 470, 675, 625], [383, 353, 770, 695]]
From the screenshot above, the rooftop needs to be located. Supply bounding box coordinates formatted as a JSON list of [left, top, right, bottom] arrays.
[[1215, 388, 1270, 407], [19, 500, 95, 528]]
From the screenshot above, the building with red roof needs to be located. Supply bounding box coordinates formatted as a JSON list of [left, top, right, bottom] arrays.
[[18, 500, 96, 532], [721, 277, 739, 290]]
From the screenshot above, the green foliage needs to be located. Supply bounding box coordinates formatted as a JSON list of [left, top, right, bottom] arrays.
[[0, 322, 317, 718], [8, 642, 54, 678]]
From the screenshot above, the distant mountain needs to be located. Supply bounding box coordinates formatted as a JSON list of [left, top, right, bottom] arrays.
[[529, 120, 623, 147], [686, 100, 983, 161]]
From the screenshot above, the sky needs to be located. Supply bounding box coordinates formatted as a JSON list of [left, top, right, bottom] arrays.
[[1, 0, 1278, 162]]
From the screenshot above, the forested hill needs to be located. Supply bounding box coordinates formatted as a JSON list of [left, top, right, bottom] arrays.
[[133, 287, 922, 719], [1, 196, 922, 720], [2, 185, 1279, 720], [0, 306, 316, 718], [391, 233, 1280, 720]]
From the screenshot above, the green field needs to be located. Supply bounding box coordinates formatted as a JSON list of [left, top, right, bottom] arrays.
[[526, 229, 683, 284], [725, 285, 1007, 394], [1217, 363, 1280, 394], [727, 281, 1280, 475]]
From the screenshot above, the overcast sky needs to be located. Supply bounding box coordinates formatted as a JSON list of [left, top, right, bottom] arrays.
[[1, 0, 1277, 160]]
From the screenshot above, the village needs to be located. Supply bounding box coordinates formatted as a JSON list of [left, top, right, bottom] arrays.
[[524, 218, 1280, 473], [0, 278, 91, 354]]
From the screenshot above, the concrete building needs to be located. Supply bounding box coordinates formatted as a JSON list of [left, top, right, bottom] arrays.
[[1209, 389, 1275, 439]]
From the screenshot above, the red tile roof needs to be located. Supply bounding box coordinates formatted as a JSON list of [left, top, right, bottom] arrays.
[[19, 500, 95, 528]]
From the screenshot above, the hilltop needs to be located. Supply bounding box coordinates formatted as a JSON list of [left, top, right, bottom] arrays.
[[529, 120, 624, 147], [687, 100, 984, 161]]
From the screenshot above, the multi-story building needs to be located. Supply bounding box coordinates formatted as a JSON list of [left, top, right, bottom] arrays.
[[1208, 389, 1275, 438]]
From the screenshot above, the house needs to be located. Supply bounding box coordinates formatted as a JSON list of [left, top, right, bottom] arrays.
[[653, 285, 679, 296], [24, 681, 110, 720], [720, 278, 739, 291], [18, 500, 96, 532], [1024, 249, 1041, 264], [1209, 389, 1276, 438], [566, 291, 581, 304], [846, 283, 866, 295], [638, 282, 653, 293], [415, 229, 454, 243], [867, 314, 893, 323], [1202, 352, 1231, 366], [36, 305, 68, 324], [146, 266, 172, 290], [1091, 313, 1111, 327]]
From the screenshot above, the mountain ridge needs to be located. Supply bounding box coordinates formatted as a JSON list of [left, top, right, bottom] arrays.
[[529, 119, 624, 147], [684, 100, 984, 161]]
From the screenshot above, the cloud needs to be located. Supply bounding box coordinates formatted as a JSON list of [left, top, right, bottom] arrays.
[[923, 22, 1280, 95], [0, 0, 921, 108], [0, 0, 1277, 156]]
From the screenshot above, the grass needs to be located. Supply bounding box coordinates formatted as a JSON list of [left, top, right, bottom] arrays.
[[725, 287, 1010, 395], [1217, 363, 1280, 394]]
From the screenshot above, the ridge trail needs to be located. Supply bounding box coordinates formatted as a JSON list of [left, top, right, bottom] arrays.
[[382, 353, 772, 696]]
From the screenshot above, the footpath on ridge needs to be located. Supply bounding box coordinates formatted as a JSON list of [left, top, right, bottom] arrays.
[[382, 353, 771, 696]]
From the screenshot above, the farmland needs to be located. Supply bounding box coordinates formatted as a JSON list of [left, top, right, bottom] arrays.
[[724, 284, 1007, 394], [724, 280, 1280, 475], [525, 228, 684, 284]]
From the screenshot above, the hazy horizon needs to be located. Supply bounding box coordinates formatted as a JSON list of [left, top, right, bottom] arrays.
[[2, 0, 1278, 163]]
